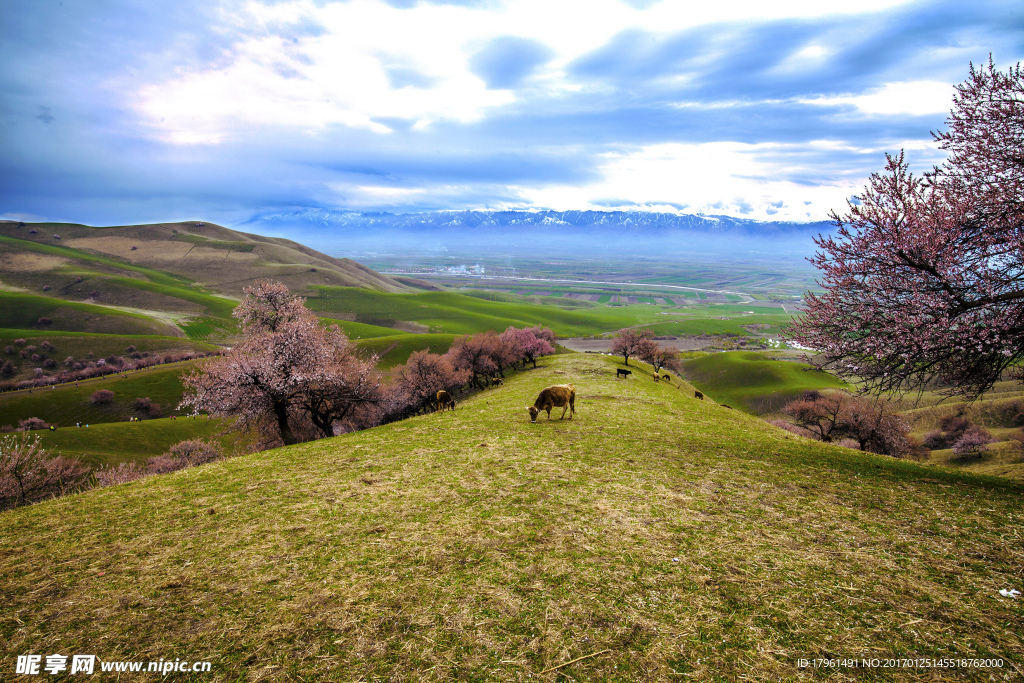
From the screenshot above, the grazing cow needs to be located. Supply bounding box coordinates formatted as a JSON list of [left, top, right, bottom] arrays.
[[527, 384, 576, 423], [694, 390, 704, 400], [436, 390, 455, 412], [652, 372, 660, 382], [721, 404, 733, 410], [662, 374, 671, 382], [490, 377, 504, 387], [616, 368, 632, 379]]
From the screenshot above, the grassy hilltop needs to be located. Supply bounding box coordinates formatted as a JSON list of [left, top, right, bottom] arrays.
[[2, 354, 1021, 682]]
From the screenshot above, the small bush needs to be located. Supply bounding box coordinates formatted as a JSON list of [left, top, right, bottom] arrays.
[[17, 417, 49, 431], [95, 461, 146, 486], [1, 361, 15, 378], [939, 415, 972, 440], [952, 425, 994, 459], [922, 430, 947, 450], [1, 435, 90, 510], [36, 317, 52, 327], [166, 439, 223, 466], [4, 345, 13, 354], [89, 389, 115, 405], [14, 339, 26, 347]]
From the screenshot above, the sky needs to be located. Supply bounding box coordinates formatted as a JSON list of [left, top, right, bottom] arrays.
[[1, 0, 1021, 227]]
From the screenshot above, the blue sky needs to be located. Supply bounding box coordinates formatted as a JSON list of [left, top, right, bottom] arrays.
[[1, 0, 1021, 227]]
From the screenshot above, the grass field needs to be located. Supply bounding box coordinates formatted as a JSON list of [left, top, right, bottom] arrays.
[[0, 361, 203, 428], [24, 416, 235, 468], [307, 287, 793, 339], [1, 353, 1020, 681], [0, 292, 177, 336], [681, 351, 850, 414], [355, 333, 459, 368]]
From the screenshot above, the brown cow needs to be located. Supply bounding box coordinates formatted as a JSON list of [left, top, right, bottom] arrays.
[[652, 372, 660, 382], [490, 377, 504, 387], [662, 374, 671, 382], [436, 390, 455, 412], [694, 390, 704, 400], [527, 384, 575, 423]]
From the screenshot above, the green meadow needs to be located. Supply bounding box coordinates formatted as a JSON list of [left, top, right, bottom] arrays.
[[1, 353, 1020, 682], [681, 351, 850, 414], [25, 416, 234, 468], [0, 292, 176, 336], [0, 361, 204, 428], [306, 286, 793, 338]]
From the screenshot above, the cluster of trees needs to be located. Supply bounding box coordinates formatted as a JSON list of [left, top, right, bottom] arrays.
[[610, 327, 683, 374], [778, 390, 913, 457], [182, 281, 556, 448], [388, 325, 555, 422], [0, 344, 218, 393], [792, 60, 1023, 401]]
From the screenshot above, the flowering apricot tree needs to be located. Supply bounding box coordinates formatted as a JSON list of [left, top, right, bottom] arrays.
[[791, 60, 1024, 400], [182, 282, 380, 446]]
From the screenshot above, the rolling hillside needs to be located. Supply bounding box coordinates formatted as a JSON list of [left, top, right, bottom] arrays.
[[681, 351, 849, 414], [2, 354, 1020, 681]]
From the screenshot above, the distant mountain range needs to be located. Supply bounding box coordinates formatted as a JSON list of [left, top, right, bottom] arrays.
[[237, 209, 834, 262]]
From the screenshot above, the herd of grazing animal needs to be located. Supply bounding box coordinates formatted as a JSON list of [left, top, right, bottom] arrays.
[[430, 360, 708, 423]]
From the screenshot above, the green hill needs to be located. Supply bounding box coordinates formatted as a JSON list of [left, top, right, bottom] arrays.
[[27, 416, 234, 468], [2, 354, 1020, 681], [681, 351, 848, 414], [0, 361, 205, 428]]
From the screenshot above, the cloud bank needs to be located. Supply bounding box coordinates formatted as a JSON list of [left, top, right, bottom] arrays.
[[1, 0, 1021, 227]]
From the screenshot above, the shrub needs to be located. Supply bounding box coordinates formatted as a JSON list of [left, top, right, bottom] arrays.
[[1, 361, 15, 378], [132, 397, 163, 418], [43, 359, 56, 369], [952, 425, 994, 458], [41, 341, 53, 350], [126, 345, 137, 353], [89, 389, 115, 405], [36, 317, 52, 326], [999, 400, 1024, 427], [4, 346, 13, 354], [13, 339, 26, 347], [1, 434, 90, 510], [922, 430, 947, 450], [42, 285, 50, 291], [166, 439, 223, 466], [94, 461, 146, 486], [939, 415, 972, 440], [17, 417, 49, 431], [63, 356, 74, 367]]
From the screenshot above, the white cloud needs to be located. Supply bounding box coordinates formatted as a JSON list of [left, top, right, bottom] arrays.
[[514, 141, 869, 220], [802, 80, 954, 116], [132, 0, 923, 145]]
